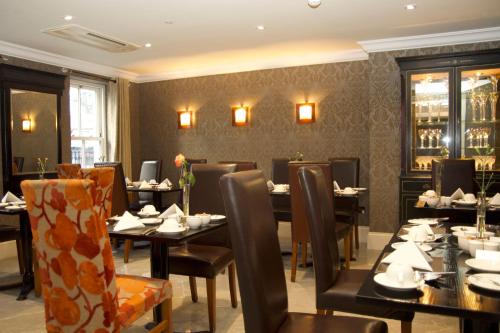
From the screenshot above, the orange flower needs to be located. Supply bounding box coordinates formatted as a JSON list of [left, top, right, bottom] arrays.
[[48, 288, 80, 326], [79, 261, 105, 295], [174, 154, 185, 168]]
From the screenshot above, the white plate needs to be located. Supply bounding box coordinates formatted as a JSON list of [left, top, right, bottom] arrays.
[[465, 258, 500, 273], [451, 225, 476, 232], [137, 211, 160, 218], [408, 218, 439, 226], [399, 234, 444, 242], [140, 218, 163, 225], [157, 226, 187, 234], [272, 189, 288, 194], [391, 242, 432, 252], [468, 273, 500, 292], [0, 202, 9, 208], [334, 190, 358, 196], [352, 187, 367, 191], [373, 273, 419, 291], [5, 205, 24, 211], [453, 200, 477, 206], [210, 215, 226, 221]]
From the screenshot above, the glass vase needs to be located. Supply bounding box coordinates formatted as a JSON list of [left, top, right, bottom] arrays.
[[182, 183, 190, 217], [476, 191, 487, 238]]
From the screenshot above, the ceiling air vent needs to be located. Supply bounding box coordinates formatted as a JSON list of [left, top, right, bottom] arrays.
[[42, 24, 140, 53]]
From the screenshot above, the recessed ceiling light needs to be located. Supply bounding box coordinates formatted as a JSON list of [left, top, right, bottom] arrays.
[[308, 0, 321, 8], [405, 4, 416, 10], [64, 15, 73, 21], [256, 25, 265, 31], [145, 43, 152, 48]]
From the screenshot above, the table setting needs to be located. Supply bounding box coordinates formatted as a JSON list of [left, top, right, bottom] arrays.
[[417, 188, 500, 210], [0, 191, 26, 211], [126, 177, 173, 190]]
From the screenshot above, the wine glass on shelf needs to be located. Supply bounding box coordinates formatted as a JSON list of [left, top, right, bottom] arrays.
[[478, 93, 488, 122], [418, 129, 426, 148], [428, 129, 435, 148], [435, 129, 442, 147], [490, 91, 498, 121], [483, 128, 491, 148]]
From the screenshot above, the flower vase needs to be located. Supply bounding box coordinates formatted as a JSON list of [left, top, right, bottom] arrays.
[[476, 191, 487, 238], [183, 183, 191, 217]]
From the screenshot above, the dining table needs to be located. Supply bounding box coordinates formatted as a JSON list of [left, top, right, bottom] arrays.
[[126, 185, 182, 209], [107, 218, 227, 330], [0, 207, 33, 301], [414, 202, 500, 225], [357, 221, 500, 333]]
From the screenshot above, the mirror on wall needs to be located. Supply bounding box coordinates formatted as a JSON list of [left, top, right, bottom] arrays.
[[10, 89, 58, 174]]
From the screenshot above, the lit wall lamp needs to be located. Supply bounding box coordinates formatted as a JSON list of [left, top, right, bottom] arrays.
[[232, 106, 249, 126], [22, 118, 32, 133], [296, 102, 316, 124], [177, 110, 193, 129]]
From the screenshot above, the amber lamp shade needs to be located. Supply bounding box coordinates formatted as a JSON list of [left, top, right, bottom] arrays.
[[296, 103, 315, 124], [178, 111, 193, 129], [22, 118, 32, 132], [232, 106, 249, 126]]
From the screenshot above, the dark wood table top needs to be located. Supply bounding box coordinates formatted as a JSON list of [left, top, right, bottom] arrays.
[[415, 204, 500, 212], [0, 207, 27, 215], [269, 189, 367, 198], [126, 186, 181, 193], [357, 222, 500, 321]]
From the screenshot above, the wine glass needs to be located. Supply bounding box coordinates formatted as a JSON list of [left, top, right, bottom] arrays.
[[428, 129, 435, 148], [478, 93, 488, 122], [490, 91, 498, 121], [418, 129, 426, 148]]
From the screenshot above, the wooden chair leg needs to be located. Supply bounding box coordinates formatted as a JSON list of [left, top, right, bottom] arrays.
[[124, 240, 133, 263], [350, 229, 354, 260], [206, 278, 216, 333], [228, 262, 238, 308], [291, 241, 298, 282], [189, 276, 198, 302], [301, 242, 308, 267], [401, 320, 412, 333], [15, 238, 24, 274], [150, 298, 172, 333], [354, 223, 360, 249], [343, 236, 351, 270], [32, 247, 41, 297]]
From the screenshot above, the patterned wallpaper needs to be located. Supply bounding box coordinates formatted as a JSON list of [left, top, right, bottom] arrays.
[[137, 61, 371, 225]]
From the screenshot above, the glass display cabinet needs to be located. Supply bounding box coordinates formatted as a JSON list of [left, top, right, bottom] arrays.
[[397, 49, 500, 222]]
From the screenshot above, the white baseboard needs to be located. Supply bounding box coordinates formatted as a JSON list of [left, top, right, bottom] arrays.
[[0, 240, 17, 261], [367, 232, 393, 250]]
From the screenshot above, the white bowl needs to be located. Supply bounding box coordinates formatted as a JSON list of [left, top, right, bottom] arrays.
[[186, 216, 202, 229], [426, 196, 439, 207], [418, 195, 428, 203], [196, 213, 211, 225]]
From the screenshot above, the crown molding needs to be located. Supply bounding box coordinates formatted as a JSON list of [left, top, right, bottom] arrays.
[[358, 26, 500, 53], [135, 48, 368, 83], [0, 40, 138, 81]]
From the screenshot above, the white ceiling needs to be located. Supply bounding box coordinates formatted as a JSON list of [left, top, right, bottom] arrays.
[[0, 0, 499, 81]]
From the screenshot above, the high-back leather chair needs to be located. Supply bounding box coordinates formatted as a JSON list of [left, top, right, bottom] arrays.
[[21, 178, 172, 333], [289, 161, 351, 281], [138, 160, 162, 204], [271, 158, 292, 222], [94, 162, 129, 217], [272, 158, 290, 184], [432, 159, 476, 195], [298, 166, 414, 333], [218, 161, 257, 172], [56, 163, 81, 179], [219, 170, 388, 333]]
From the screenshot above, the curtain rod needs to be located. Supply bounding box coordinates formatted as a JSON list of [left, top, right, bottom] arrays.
[[70, 70, 117, 83]]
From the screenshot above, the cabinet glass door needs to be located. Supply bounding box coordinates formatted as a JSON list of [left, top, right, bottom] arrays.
[[410, 71, 451, 172], [459, 67, 500, 170]]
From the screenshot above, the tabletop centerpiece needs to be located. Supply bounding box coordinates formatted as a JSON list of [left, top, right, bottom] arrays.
[[175, 154, 196, 219], [36, 157, 48, 179]]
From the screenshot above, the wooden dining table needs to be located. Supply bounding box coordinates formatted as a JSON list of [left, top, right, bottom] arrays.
[[357, 221, 500, 333]]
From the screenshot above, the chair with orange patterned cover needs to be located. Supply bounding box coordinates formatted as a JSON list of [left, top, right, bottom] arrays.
[[56, 163, 81, 179], [21, 178, 173, 333]]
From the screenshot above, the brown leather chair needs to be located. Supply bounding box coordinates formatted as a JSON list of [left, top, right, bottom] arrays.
[[168, 163, 238, 332], [289, 161, 351, 282], [56, 163, 81, 179], [219, 170, 388, 333], [133, 160, 162, 208], [298, 166, 414, 333], [330, 157, 362, 249], [218, 160, 257, 171], [272, 158, 292, 222], [432, 159, 476, 196]]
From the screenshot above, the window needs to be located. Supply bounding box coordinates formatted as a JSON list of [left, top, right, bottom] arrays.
[[70, 79, 106, 167]]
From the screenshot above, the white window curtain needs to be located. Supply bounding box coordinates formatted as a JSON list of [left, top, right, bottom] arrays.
[[107, 78, 132, 178]]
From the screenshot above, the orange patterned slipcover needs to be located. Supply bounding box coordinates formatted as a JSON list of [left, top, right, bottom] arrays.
[[21, 178, 172, 332], [56, 163, 82, 179]]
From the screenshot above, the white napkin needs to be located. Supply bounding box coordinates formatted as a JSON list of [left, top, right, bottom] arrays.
[[450, 188, 465, 201], [159, 204, 184, 218], [1, 191, 21, 203], [489, 193, 500, 206], [139, 180, 152, 189], [267, 180, 275, 191], [333, 181, 341, 191], [113, 211, 144, 231], [158, 182, 171, 190], [161, 178, 173, 187], [382, 240, 433, 271]]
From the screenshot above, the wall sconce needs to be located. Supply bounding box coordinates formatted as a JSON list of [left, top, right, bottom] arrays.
[[296, 102, 316, 124], [232, 106, 249, 126], [22, 118, 32, 132], [177, 110, 193, 129]]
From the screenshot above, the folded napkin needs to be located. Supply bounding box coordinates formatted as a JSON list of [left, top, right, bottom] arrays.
[[158, 182, 171, 189], [333, 181, 341, 191], [267, 180, 275, 191], [113, 211, 144, 231], [489, 193, 500, 206], [450, 188, 465, 201], [382, 240, 433, 271], [139, 180, 152, 189], [159, 204, 184, 218], [1, 191, 21, 203], [161, 178, 173, 187]]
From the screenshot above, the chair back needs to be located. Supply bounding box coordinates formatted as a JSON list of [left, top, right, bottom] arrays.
[[186, 158, 207, 165], [220, 170, 288, 333], [95, 162, 129, 217], [138, 160, 162, 202], [56, 163, 81, 179], [329, 157, 359, 188], [271, 158, 291, 221], [289, 161, 332, 242], [218, 161, 257, 172], [78, 167, 115, 221], [434, 159, 476, 196], [271, 158, 289, 184], [298, 166, 340, 295], [21, 179, 119, 332]]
